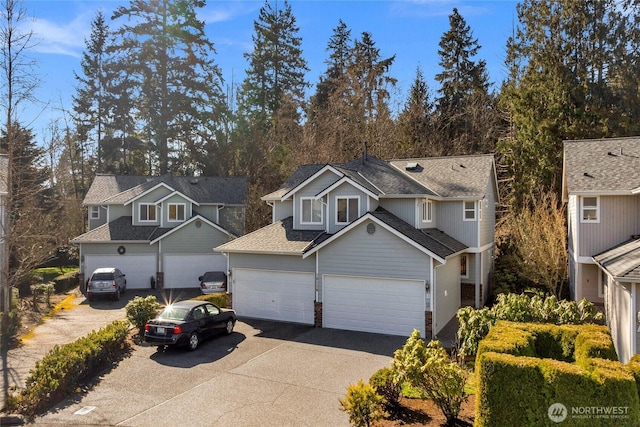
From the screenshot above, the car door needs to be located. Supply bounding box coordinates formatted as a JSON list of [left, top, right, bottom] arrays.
[[204, 303, 225, 334], [191, 305, 211, 338]]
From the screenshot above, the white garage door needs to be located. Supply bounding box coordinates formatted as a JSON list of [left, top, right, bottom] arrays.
[[84, 255, 157, 290], [163, 254, 227, 288], [323, 275, 425, 336], [233, 268, 315, 324]]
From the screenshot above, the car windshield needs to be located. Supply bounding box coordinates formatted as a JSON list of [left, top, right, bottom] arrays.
[[202, 272, 225, 282], [158, 306, 189, 321], [92, 273, 114, 281]]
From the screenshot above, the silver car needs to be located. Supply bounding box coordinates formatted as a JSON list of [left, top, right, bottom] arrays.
[[87, 267, 127, 301], [199, 271, 227, 294]]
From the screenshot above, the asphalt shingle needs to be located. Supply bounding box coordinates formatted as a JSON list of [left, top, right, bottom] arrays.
[[71, 216, 171, 243], [593, 236, 640, 282]]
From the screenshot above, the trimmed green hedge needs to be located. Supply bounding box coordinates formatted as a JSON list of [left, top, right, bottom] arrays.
[[10, 320, 130, 416], [476, 321, 640, 426]]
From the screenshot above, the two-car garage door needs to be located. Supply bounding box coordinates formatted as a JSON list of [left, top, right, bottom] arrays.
[[232, 268, 315, 325], [323, 275, 426, 337]]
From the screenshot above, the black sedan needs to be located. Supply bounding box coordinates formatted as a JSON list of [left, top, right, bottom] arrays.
[[144, 300, 236, 350]]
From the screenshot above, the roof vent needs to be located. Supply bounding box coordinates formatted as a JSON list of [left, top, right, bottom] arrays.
[[583, 172, 594, 178], [405, 162, 419, 171], [367, 223, 376, 234]]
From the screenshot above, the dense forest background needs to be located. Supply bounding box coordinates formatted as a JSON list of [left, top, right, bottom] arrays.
[[2, 0, 640, 297]]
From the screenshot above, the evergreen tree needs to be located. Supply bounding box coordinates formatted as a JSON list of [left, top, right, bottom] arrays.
[[396, 67, 435, 157]]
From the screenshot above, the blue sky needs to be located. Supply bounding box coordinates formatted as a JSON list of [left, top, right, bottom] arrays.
[[21, 0, 518, 140]]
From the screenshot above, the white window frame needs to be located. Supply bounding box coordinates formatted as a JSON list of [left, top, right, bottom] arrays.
[[460, 254, 469, 278], [336, 196, 360, 225], [139, 203, 157, 222], [168, 203, 186, 222], [580, 196, 600, 223], [90, 206, 100, 220], [300, 197, 323, 225], [421, 199, 433, 223], [463, 201, 476, 221]]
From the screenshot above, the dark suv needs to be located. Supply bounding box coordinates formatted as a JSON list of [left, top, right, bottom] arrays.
[[87, 267, 127, 301]]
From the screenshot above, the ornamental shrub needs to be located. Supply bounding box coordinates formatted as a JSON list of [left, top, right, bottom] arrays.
[[369, 367, 401, 410], [392, 330, 469, 424], [125, 295, 161, 336], [339, 380, 387, 427]]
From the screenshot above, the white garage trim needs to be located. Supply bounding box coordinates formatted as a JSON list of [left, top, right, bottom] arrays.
[[84, 255, 156, 290], [323, 274, 425, 336], [232, 268, 315, 324], [163, 254, 227, 288]]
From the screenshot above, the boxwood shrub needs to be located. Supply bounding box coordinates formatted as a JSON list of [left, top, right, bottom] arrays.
[[476, 321, 640, 426]]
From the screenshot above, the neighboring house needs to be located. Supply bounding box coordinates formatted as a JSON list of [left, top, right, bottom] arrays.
[[72, 174, 247, 290], [562, 136, 640, 363], [216, 154, 498, 339]]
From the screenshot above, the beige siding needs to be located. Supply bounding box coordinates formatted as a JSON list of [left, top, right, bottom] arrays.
[[433, 256, 461, 336]]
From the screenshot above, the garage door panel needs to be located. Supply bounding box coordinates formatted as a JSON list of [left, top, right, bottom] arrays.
[[164, 254, 226, 288], [233, 268, 315, 325], [85, 255, 156, 290], [323, 275, 425, 336]]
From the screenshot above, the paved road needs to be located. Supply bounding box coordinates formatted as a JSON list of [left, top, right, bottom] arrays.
[[2, 289, 408, 426]]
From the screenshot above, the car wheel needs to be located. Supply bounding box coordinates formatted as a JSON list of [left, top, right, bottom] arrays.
[[225, 319, 234, 335], [114, 289, 120, 301], [188, 332, 199, 351]]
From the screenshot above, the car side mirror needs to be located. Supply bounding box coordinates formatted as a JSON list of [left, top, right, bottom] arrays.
[[198, 276, 203, 281]]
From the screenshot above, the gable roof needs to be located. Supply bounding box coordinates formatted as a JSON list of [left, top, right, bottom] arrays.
[[84, 174, 247, 206], [0, 155, 7, 194], [593, 236, 640, 283], [70, 216, 169, 243], [563, 136, 640, 198]]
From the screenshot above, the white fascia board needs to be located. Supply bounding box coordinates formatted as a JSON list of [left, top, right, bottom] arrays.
[[155, 190, 200, 206], [632, 187, 640, 194], [461, 242, 494, 254], [314, 176, 379, 201], [150, 215, 233, 244], [302, 213, 445, 263], [214, 248, 302, 256], [569, 190, 633, 196], [124, 182, 175, 206], [280, 165, 343, 201]]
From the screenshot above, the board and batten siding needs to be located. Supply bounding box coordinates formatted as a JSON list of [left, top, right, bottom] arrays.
[[293, 170, 341, 230], [326, 183, 369, 234], [433, 255, 461, 336], [272, 200, 293, 222], [317, 219, 430, 301], [606, 279, 633, 363], [379, 198, 417, 226], [578, 195, 640, 256], [160, 221, 230, 253], [437, 201, 478, 248]]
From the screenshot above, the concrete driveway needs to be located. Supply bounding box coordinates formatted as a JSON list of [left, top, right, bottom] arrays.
[[26, 304, 408, 426]]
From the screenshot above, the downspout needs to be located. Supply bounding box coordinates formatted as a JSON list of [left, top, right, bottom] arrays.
[[632, 284, 637, 362], [217, 204, 225, 223], [430, 257, 436, 339], [476, 253, 481, 308]]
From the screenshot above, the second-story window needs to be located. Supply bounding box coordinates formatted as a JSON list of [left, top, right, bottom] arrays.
[[90, 206, 100, 220], [460, 254, 469, 278], [421, 200, 432, 222], [581, 196, 599, 223], [301, 197, 323, 224], [169, 203, 186, 221], [139, 203, 156, 222], [463, 201, 476, 221], [336, 196, 359, 224]]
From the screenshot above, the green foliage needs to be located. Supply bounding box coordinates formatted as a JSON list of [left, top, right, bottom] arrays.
[[475, 321, 640, 426], [457, 292, 604, 359], [125, 295, 161, 336], [339, 379, 387, 427], [10, 320, 130, 415], [192, 293, 227, 307], [392, 330, 468, 423], [369, 367, 401, 410], [627, 355, 640, 402]]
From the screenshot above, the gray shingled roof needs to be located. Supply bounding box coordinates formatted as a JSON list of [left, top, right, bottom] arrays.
[[215, 217, 325, 254], [71, 216, 172, 243], [262, 164, 326, 200], [563, 137, 640, 194], [593, 237, 640, 282], [84, 174, 247, 205], [388, 155, 495, 198], [0, 155, 8, 194]]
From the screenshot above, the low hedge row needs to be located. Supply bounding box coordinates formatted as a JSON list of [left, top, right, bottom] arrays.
[[10, 320, 130, 416], [475, 321, 640, 426]]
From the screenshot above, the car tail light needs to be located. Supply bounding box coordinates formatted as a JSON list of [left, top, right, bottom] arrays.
[[222, 283, 227, 289], [145, 322, 150, 332], [111, 280, 117, 288], [173, 325, 182, 334]]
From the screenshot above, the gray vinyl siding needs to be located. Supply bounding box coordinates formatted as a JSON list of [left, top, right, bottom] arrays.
[[80, 242, 158, 256], [273, 200, 293, 222], [568, 195, 578, 256], [161, 222, 230, 254], [195, 205, 219, 223], [317, 219, 430, 300], [132, 187, 172, 226], [482, 248, 493, 303], [379, 198, 416, 226], [437, 201, 478, 247], [606, 279, 633, 363], [229, 253, 315, 273], [88, 207, 107, 230], [293, 170, 340, 230], [108, 205, 129, 222], [160, 194, 192, 228], [327, 183, 369, 234], [578, 195, 640, 256], [479, 178, 496, 246], [219, 205, 245, 236], [433, 255, 461, 335]]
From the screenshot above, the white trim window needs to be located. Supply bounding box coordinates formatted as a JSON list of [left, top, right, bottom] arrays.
[[301, 197, 323, 224], [460, 254, 469, 278], [580, 196, 599, 223], [139, 203, 157, 222], [90, 206, 100, 220], [168, 203, 186, 222], [463, 201, 476, 221], [336, 196, 359, 224], [421, 199, 433, 223]]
